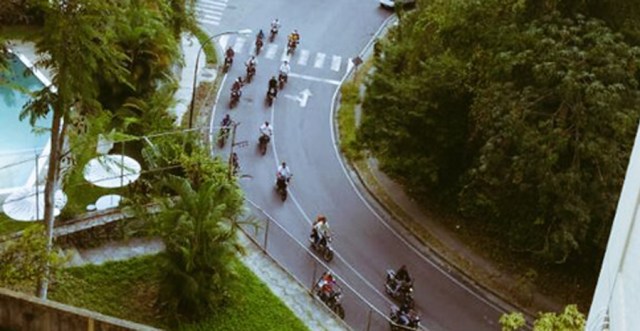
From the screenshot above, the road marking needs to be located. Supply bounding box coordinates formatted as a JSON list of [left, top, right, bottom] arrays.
[[313, 52, 326, 68], [218, 35, 229, 49], [283, 89, 312, 107], [197, 9, 222, 18], [265, 44, 278, 59], [330, 55, 342, 72], [198, 2, 226, 10], [346, 58, 354, 73], [298, 50, 310, 66], [198, 17, 220, 26], [288, 72, 340, 85], [232, 37, 246, 53]]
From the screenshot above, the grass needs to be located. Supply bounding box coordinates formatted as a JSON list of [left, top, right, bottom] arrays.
[[336, 59, 374, 161], [49, 254, 308, 331], [190, 24, 217, 66], [0, 213, 32, 236]]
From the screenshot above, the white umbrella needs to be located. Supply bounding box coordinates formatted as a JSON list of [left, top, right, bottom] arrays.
[[95, 194, 122, 211], [2, 185, 67, 222], [83, 154, 141, 188]]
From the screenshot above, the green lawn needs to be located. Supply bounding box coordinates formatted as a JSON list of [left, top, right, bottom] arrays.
[[49, 254, 308, 331]]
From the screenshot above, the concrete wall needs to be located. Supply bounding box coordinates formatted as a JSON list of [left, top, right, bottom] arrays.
[[0, 288, 159, 331], [587, 122, 640, 331]]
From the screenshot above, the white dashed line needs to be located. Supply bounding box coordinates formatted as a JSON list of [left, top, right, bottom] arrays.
[[298, 50, 310, 66], [313, 53, 326, 69], [330, 55, 341, 72]]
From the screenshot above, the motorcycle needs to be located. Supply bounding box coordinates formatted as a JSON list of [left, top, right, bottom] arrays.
[[269, 26, 278, 42], [218, 125, 230, 148], [310, 231, 334, 262], [258, 134, 270, 156], [266, 86, 277, 106], [314, 276, 345, 319], [389, 305, 420, 331], [286, 39, 297, 55], [255, 37, 263, 55], [385, 269, 415, 308], [222, 55, 233, 73], [230, 152, 240, 176], [246, 64, 256, 83], [278, 73, 287, 90], [275, 175, 288, 201], [229, 89, 241, 109]]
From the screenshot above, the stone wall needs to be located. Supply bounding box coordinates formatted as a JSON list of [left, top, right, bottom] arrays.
[[0, 288, 159, 331]]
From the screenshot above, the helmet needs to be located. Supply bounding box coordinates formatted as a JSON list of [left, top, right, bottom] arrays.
[[281, 161, 286, 167], [284, 60, 289, 64], [317, 214, 326, 222], [265, 121, 269, 125]]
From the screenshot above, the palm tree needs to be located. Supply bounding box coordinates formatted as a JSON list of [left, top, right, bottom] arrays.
[[154, 174, 244, 323], [19, 0, 130, 298]]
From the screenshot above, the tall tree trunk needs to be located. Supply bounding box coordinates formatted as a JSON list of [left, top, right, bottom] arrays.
[[37, 106, 63, 299]]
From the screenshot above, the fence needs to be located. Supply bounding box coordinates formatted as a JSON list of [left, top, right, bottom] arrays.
[[240, 198, 423, 331]]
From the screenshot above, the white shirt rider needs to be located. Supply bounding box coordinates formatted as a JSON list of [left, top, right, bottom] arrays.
[[277, 163, 292, 180], [271, 19, 280, 31], [260, 122, 273, 137], [279, 61, 291, 77]]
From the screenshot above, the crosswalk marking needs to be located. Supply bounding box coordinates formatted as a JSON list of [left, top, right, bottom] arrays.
[[216, 35, 349, 73], [233, 37, 246, 53], [265, 44, 278, 59], [298, 50, 310, 66], [314, 53, 326, 68], [330, 55, 341, 72], [196, 0, 226, 27]]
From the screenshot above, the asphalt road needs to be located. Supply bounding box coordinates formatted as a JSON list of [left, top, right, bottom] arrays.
[[202, 0, 504, 330]]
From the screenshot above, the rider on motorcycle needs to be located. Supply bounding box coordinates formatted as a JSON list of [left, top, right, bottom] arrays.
[[257, 29, 265, 40], [317, 271, 336, 302], [246, 56, 257, 70], [260, 121, 273, 141], [268, 76, 278, 96], [289, 29, 300, 45], [221, 114, 232, 128], [271, 19, 280, 32], [276, 161, 292, 187], [311, 215, 331, 247], [225, 46, 235, 60], [392, 265, 412, 293], [279, 60, 291, 82]]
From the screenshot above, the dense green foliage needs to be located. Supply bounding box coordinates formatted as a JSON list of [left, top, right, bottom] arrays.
[[150, 169, 244, 324], [359, 0, 640, 262], [0, 225, 65, 293], [500, 304, 585, 331], [49, 255, 307, 330]]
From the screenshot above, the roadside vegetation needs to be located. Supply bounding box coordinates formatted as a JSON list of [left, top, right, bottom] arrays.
[[0, 1, 305, 329], [354, 0, 640, 314], [49, 255, 307, 331]]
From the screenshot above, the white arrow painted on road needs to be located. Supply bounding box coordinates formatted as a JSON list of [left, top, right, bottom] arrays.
[[284, 88, 313, 107]]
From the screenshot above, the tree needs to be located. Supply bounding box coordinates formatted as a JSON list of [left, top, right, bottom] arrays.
[[500, 305, 586, 331], [359, 0, 640, 263], [20, 0, 130, 298], [0, 224, 66, 294], [153, 174, 244, 324]]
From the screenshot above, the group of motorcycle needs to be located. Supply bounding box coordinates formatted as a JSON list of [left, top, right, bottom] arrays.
[[220, 20, 420, 331], [222, 20, 298, 110], [385, 267, 421, 330]]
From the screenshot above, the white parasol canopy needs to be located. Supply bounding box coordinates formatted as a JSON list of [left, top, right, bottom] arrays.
[[83, 154, 141, 188], [95, 194, 122, 211], [2, 185, 67, 222]]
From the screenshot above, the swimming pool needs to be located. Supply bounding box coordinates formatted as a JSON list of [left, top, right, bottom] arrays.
[[0, 52, 52, 193]]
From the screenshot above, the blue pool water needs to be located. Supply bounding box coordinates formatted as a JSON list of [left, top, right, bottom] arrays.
[[0, 54, 51, 190]]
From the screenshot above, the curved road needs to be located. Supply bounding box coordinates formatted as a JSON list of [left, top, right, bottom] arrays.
[[202, 0, 504, 329]]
